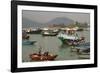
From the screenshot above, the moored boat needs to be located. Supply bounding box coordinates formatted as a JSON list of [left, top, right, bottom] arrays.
[[57, 31, 85, 46], [22, 30, 30, 40], [22, 40, 36, 45], [42, 31, 58, 36], [30, 52, 58, 61], [30, 47, 58, 61], [26, 28, 42, 34], [52, 29, 60, 33], [75, 42, 90, 53]]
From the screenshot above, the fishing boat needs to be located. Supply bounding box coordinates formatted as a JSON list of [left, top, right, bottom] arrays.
[[30, 52, 58, 61], [75, 42, 90, 53], [41, 27, 58, 36], [22, 40, 36, 45], [52, 29, 60, 33], [75, 43, 90, 59], [57, 31, 85, 46], [30, 47, 58, 61], [26, 28, 42, 34], [42, 31, 58, 36]]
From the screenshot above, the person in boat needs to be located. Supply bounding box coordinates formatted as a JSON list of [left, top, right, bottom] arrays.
[[43, 52, 49, 56], [38, 47, 42, 56]]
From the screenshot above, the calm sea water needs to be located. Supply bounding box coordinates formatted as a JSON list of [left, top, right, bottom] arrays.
[[22, 30, 90, 62]]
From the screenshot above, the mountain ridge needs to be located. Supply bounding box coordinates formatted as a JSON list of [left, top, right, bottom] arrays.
[[22, 17, 74, 28]]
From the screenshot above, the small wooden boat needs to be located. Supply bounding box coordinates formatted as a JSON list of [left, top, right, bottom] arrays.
[[30, 52, 58, 61], [22, 40, 36, 45]]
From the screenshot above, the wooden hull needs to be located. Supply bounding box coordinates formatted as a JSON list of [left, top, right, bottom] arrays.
[[30, 54, 58, 61]]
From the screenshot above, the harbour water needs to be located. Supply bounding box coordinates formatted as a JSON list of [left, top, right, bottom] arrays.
[[22, 30, 90, 62]]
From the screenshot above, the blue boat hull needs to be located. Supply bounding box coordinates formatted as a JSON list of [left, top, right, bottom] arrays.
[[22, 40, 36, 45]]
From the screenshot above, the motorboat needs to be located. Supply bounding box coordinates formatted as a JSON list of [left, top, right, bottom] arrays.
[[75, 42, 90, 53], [42, 31, 58, 36]]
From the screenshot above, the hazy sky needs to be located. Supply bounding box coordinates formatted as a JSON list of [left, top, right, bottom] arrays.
[[22, 10, 90, 24]]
